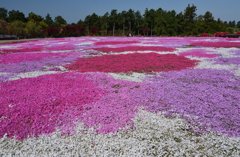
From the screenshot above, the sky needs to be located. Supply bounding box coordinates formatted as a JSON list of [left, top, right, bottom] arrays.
[[1, 0, 239, 23]]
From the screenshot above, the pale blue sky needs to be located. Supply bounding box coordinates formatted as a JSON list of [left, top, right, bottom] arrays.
[[1, 0, 239, 23]]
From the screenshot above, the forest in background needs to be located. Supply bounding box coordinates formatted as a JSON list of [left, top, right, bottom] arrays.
[[0, 4, 240, 38]]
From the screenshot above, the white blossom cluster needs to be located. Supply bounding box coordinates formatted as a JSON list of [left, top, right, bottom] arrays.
[[1, 110, 239, 157]]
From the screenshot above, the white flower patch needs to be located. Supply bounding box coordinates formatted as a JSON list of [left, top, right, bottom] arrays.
[[51, 42, 68, 45], [0, 110, 239, 157], [110, 72, 147, 82], [201, 38, 222, 42], [9, 71, 59, 80], [196, 59, 236, 70], [235, 68, 240, 77], [76, 42, 94, 46], [195, 59, 240, 77], [214, 48, 239, 58], [104, 50, 174, 55], [184, 56, 207, 61], [0, 45, 19, 49], [0, 72, 9, 76], [43, 65, 68, 72]]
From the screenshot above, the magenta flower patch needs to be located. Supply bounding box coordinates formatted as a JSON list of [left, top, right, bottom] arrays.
[[0, 72, 105, 139], [0, 72, 145, 139]]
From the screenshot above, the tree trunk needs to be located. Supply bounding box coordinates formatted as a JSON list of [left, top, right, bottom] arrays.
[[113, 23, 115, 36], [137, 23, 139, 35], [150, 24, 153, 36], [129, 21, 131, 33], [87, 24, 90, 35], [106, 23, 108, 35]]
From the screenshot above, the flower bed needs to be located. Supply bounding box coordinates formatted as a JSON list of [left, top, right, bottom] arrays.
[[0, 52, 69, 64], [94, 45, 175, 53], [215, 57, 240, 65], [0, 72, 105, 139], [0, 37, 239, 156], [65, 53, 198, 73], [179, 49, 219, 58], [94, 40, 138, 45], [0, 52, 80, 75], [142, 69, 240, 136], [191, 41, 240, 48]]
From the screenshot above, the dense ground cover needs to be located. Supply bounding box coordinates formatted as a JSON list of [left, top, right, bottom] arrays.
[[65, 53, 198, 73], [0, 37, 239, 156]]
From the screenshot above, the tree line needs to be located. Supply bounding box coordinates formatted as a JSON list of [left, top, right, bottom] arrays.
[[0, 4, 240, 38]]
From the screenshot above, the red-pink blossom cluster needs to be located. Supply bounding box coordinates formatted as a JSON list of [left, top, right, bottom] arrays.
[[65, 53, 198, 73]]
